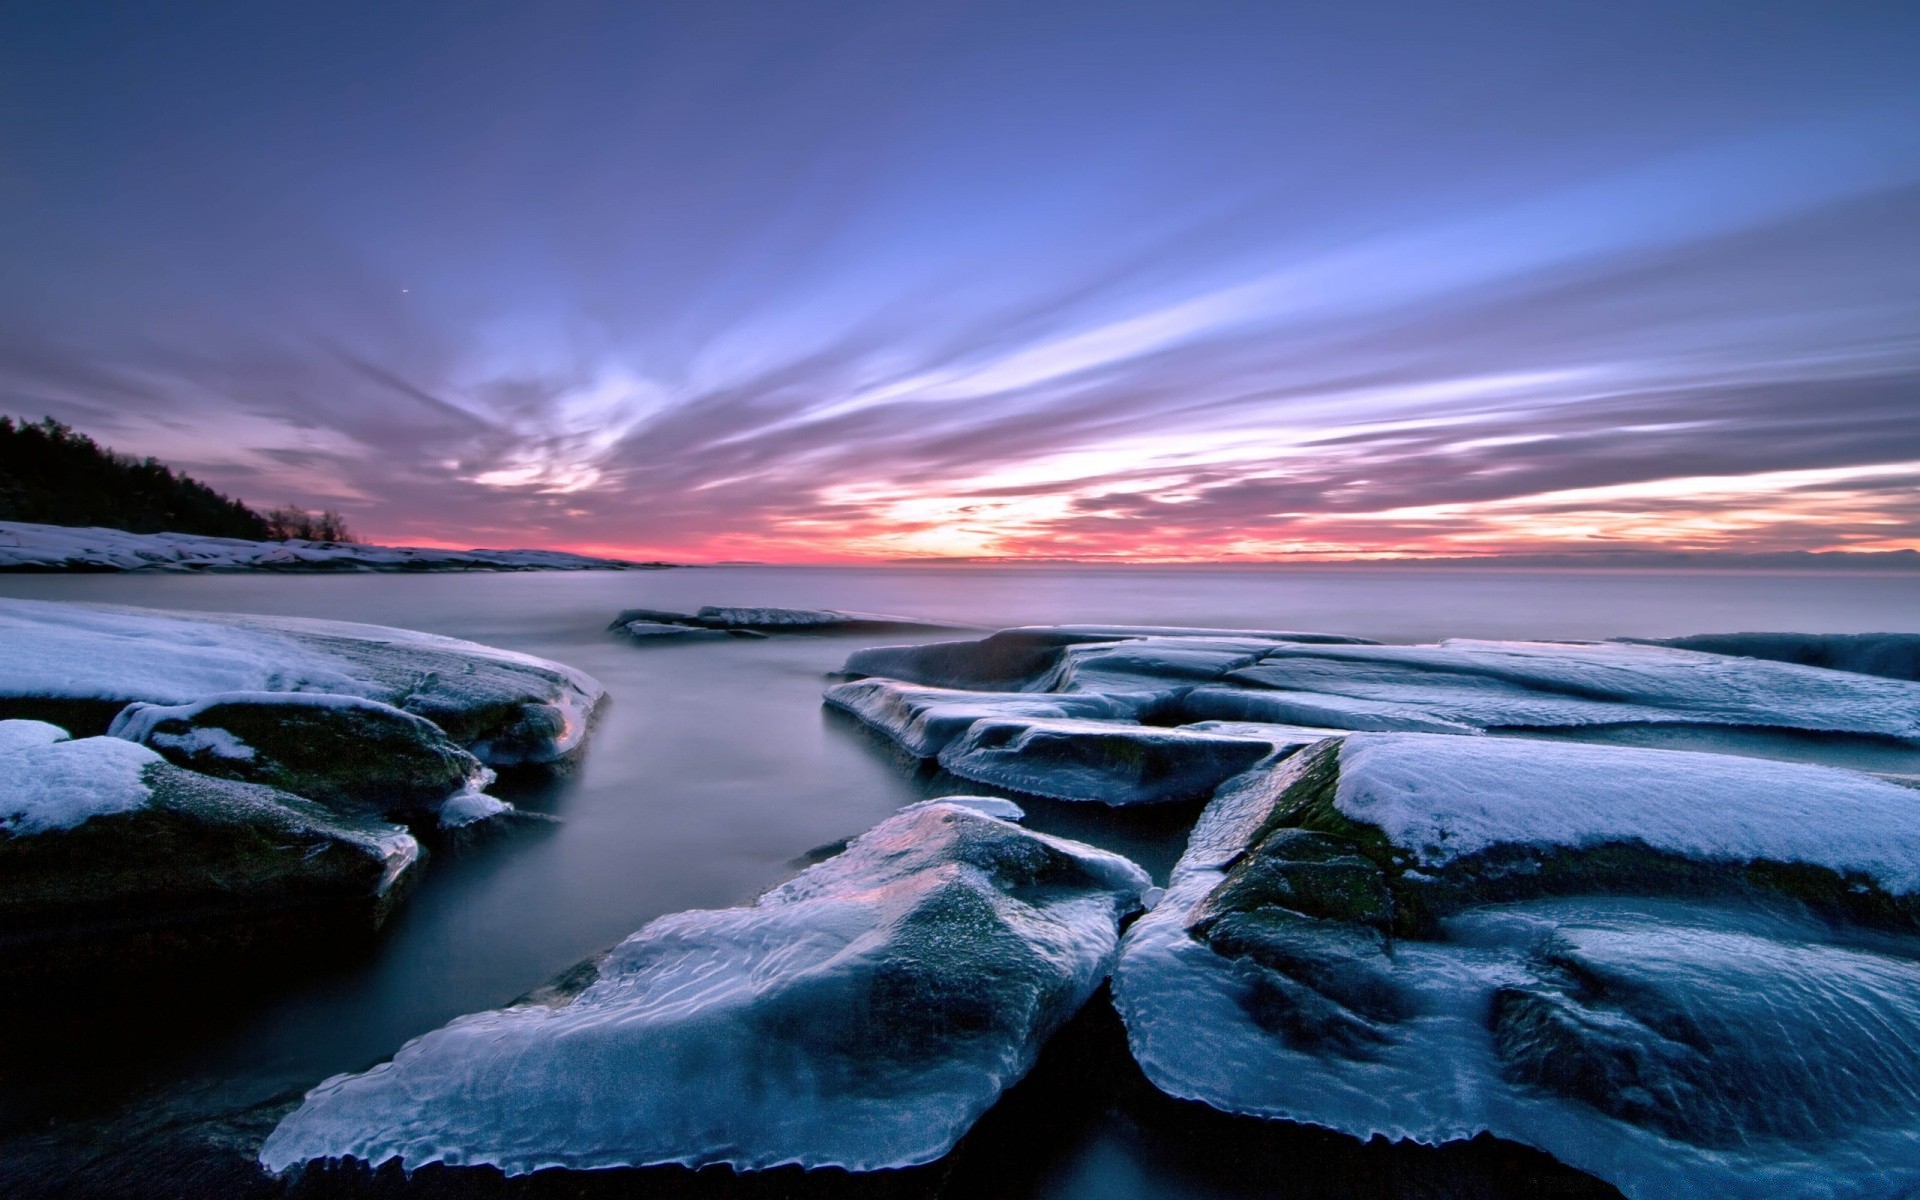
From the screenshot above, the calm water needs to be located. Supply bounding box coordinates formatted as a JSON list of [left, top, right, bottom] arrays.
[[4, 564, 1919, 1196]]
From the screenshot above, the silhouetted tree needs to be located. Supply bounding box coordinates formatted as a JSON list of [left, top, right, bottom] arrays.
[[262, 504, 356, 543], [0, 416, 271, 539]]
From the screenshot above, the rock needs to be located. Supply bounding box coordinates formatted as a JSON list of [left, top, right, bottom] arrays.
[[108, 692, 492, 823], [823, 677, 1152, 758], [842, 626, 1374, 691], [0, 734, 419, 989], [0, 598, 604, 765], [612, 620, 754, 643], [1627, 631, 1920, 683], [937, 716, 1276, 806], [1114, 734, 1920, 1199], [608, 606, 970, 639], [259, 800, 1150, 1175]]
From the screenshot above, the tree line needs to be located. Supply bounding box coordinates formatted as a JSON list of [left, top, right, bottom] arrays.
[[0, 416, 357, 543]]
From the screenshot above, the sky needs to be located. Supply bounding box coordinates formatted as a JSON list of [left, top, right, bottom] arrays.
[[2, 1, 1918, 562]]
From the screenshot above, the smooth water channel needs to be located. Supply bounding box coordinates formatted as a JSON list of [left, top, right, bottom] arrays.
[[4, 564, 1919, 1197]]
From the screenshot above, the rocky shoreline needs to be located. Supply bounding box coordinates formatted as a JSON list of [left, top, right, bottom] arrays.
[[6, 605, 1920, 1198]]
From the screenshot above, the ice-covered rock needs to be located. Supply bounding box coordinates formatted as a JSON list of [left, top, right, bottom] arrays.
[[938, 716, 1277, 806], [842, 626, 1374, 691], [823, 677, 1153, 758], [609, 605, 970, 640], [0, 519, 662, 573], [109, 692, 492, 823], [435, 790, 515, 829], [1, 735, 419, 984], [1226, 639, 1920, 739], [260, 800, 1150, 1175], [0, 598, 604, 765], [1631, 631, 1920, 683], [1115, 734, 1920, 1199], [1035, 638, 1285, 693], [1174, 685, 1482, 734]]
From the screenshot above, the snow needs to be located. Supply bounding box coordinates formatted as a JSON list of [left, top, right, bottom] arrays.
[[437, 791, 513, 829], [1334, 733, 1920, 893], [260, 800, 1150, 1175], [1228, 639, 1920, 739], [0, 599, 604, 764], [0, 519, 650, 572], [0, 719, 69, 756], [823, 678, 1151, 758], [0, 736, 161, 835]]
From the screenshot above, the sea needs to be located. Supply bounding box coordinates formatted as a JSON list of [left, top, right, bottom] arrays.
[[4, 564, 1919, 1197]]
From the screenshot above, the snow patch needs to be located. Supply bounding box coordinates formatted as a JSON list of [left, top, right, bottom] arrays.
[[0, 737, 161, 835], [1334, 733, 1920, 893]]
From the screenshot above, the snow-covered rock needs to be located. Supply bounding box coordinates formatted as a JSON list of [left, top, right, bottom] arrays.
[[109, 692, 492, 823], [1227, 639, 1920, 739], [823, 677, 1152, 758], [260, 800, 1150, 1175], [1, 733, 419, 984], [938, 716, 1278, 806], [0, 598, 604, 765], [1115, 735, 1920, 1199], [1631, 631, 1920, 683], [0, 718, 68, 757], [842, 626, 1374, 691], [0, 519, 660, 573]]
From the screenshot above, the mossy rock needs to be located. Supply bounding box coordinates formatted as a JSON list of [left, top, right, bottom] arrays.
[[1216, 737, 1920, 939], [110, 692, 487, 822], [0, 760, 418, 992]]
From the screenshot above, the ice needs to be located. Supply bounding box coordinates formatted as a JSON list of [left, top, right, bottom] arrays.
[[938, 716, 1276, 806], [823, 677, 1152, 758], [436, 791, 514, 829], [1035, 638, 1282, 693], [260, 800, 1150, 1175], [1227, 639, 1920, 738], [1335, 733, 1920, 891], [0, 736, 160, 835], [0, 719, 69, 756], [1633, 631, 1920, 683], [1114, 733, 1920, 1199], [1175, 684, 1482, 734], [0, 598, 603, 764], [0, 519, 650, 572]]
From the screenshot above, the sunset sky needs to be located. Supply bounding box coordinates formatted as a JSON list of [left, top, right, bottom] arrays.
[[3, 2, 1918, 561]]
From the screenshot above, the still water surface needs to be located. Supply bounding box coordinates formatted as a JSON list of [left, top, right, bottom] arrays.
[[4, 565, 1918, 1195]]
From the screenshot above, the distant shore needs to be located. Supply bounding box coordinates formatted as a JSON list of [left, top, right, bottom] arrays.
[[0, 520, 677, 574]]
